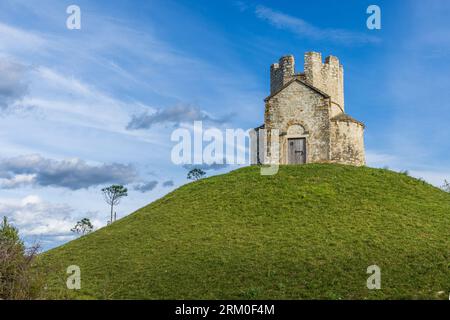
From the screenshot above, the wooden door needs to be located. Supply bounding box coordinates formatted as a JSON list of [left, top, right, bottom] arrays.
[[288, 138, 306, 164]]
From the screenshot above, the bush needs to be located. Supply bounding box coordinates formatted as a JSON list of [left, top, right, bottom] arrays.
[[0, 217, 45, 300]]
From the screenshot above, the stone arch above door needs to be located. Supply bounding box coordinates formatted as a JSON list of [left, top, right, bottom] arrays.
[[287, 123, 308, 136]]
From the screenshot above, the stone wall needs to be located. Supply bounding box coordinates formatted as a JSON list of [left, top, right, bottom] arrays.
[[304, 52, 345, 112], [265, 81, 331, 164], [330, 118, 365, 166], [270, 55, 295, 94]]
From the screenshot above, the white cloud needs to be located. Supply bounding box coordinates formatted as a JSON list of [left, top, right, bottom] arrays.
[[0, 173, 35, 189], [0, 195, 73, 237], [0, 2, 260, 251], [0, 195, 104, 247]]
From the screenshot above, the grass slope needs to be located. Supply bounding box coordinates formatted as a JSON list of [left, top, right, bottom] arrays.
[[42, 164, 450, 299]]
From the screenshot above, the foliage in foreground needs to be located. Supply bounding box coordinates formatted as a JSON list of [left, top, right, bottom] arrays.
[[0, 217, 45, 300]]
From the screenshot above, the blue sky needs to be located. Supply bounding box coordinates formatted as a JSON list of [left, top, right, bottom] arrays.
[[0, 0, 449, 250]]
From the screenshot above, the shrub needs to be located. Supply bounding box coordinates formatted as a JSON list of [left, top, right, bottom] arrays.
[[0, 217, 45, 300]]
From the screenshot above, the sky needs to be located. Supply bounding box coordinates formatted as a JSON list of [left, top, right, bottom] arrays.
[[0, 0, 449, 250]]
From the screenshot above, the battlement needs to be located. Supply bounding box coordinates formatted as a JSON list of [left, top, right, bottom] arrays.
[[269, 52, 345, 110], [270, 55, 295, 94], [304, 52, 344, 110], [260, 52, 364, 167]]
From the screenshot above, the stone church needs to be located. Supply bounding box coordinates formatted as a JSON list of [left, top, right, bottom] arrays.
[[253, 52, 365, 166]]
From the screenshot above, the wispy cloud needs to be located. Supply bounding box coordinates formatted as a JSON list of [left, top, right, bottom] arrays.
[[255, 5, 380, 45], [127, 105, 231, 130], [0, 22, 47, 53], [233, 1, 250, 12], [365, 151, 398, 168], [0, 58, 30, 111], [377, 0, 450, 175]]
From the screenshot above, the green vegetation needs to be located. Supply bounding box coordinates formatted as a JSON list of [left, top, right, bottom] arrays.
[[1, 217, 44, 299], [71, 218, 94, 236], [187, 168, 206, 181], [42, 164, 450, 299], [102, 184, 128, 224]]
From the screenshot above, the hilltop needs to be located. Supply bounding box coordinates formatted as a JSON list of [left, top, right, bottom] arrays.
[[42, 164, 450, 299]]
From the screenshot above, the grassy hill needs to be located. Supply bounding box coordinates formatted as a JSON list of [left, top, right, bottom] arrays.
[[42, 164, 450, 299]]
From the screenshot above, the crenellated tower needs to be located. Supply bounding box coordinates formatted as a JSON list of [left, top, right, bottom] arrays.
[[270, 55, 295, 94], [255, 51, 365, 167], [269, 52, 345, 117], [304, 52, 344, 116]]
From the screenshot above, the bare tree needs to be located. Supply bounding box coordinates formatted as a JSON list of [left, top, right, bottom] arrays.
[[442, 180, 450, 193], [101, 185, 128, 224]]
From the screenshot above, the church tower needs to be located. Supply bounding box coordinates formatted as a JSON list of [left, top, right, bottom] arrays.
[[254, 52, 365, 166]]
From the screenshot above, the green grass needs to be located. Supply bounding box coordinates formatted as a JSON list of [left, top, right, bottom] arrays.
[[41, 164, 450, 299]]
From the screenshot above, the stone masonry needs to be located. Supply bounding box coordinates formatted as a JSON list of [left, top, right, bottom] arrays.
[[254, 52, 365, 166]]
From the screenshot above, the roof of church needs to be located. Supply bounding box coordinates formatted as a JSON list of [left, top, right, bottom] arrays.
[[330, 113, 365, 128], [264, 77, 330, 102]]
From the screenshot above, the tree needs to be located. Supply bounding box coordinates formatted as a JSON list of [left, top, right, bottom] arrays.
[[0, 216, 23, 248], [102, 185, 128, 224], [187, 168, 206, 181], [0, 216, 44, 299], [442, 180, 450, 192], [71, 218, 94, 235]]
